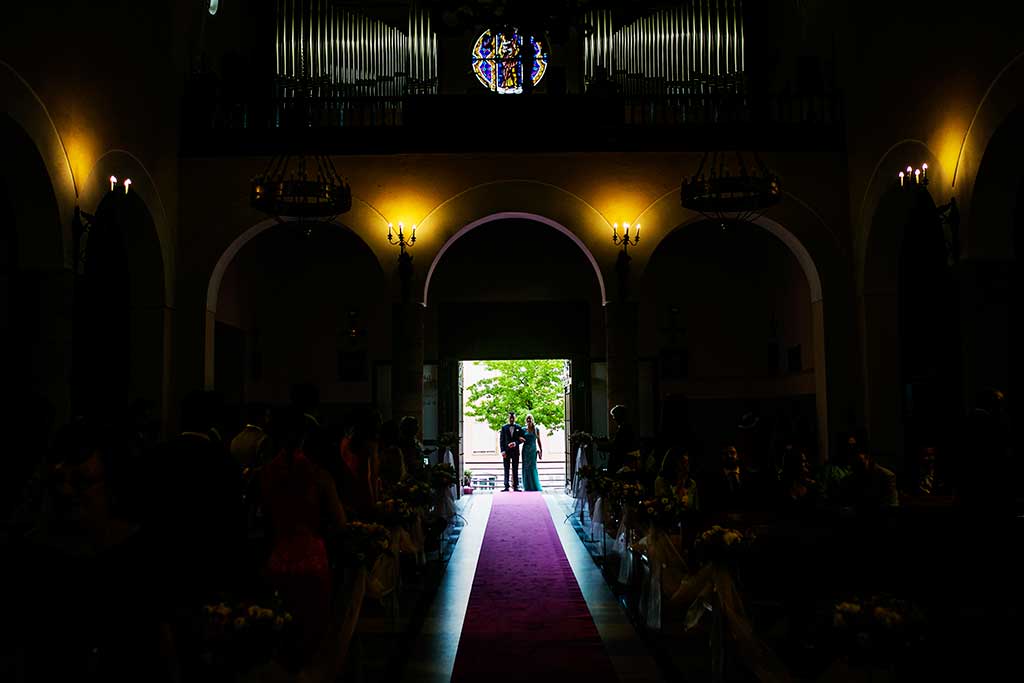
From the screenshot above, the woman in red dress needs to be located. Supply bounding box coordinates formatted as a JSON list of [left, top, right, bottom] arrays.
[[262, 407, 346, 668]]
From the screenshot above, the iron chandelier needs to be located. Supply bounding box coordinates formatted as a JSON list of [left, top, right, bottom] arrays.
[[681, 150, 782, 227]]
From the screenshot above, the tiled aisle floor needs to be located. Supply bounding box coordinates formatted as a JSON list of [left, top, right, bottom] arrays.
[[403, 492, 663, 682]]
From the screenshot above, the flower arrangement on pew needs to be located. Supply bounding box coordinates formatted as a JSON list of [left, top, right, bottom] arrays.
[[337, 521, 391, 568], [374, 496, 416, 527], [694, 524, 753, 566], [200, 597, 294, 672], [830, 595, 926, 665], [569, 430, 594, 449], [388, 479, 436, 509], [604, 479, 645, 538], [427, 462, 458, 490], [636, 495, 687, 532]]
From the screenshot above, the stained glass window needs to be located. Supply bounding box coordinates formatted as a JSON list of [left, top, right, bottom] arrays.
[[471, 28, 548, 94]]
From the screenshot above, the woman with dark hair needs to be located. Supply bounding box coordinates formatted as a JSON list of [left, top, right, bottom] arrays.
[[655, 447, 699, 512], [777, 447, 818, 515], [338, 409, 382, 518], [261, 407, 346, 669]]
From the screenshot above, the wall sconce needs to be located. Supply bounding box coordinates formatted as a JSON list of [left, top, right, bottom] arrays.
[[612, 222, 640, 252], [74, 174, 133, 274], [108, 176, 132, 193], [387, 221, 416, 254], [898, 163, 928, 187], [896, 164, 960, 264]]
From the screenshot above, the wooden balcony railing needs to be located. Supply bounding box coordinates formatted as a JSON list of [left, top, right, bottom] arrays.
[[181, 91, 843, 155]]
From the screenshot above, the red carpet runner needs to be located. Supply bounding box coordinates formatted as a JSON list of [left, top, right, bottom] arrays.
[[451, 492, 618, 681]]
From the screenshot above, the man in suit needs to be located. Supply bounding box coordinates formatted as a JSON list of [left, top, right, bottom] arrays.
[[500, 412, 524, 491]]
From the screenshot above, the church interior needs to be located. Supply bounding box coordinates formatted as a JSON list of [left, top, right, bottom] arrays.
[[2, 1, 1021, 681]]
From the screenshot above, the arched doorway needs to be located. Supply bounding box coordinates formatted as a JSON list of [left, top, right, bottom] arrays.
[[965, 107, 1023, 458], [0, 112, 68, 515], [425, 215, 605, 489], [72, 187, 166, 421], [865, 186, 962, 466], [211, 222, 388, 424], [641, 218, 824, 472], [897, 194, 962, 455]]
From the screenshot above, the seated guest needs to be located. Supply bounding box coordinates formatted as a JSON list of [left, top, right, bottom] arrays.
[[817, 431, 857, 504], [777, 447, 818, 515], [655, 447, 700, 512], [840, 442, 899, 511], [903, 445, 949, 498], [702, 445, 752, 514]]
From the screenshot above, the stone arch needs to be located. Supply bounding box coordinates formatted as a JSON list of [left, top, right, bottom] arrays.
[[954, 50, 1024, 220], [423, 211, 607, 307], [81, 150, 172, 307], [863, 176, 962, 463], [203, 207, 388, 387], [0, 101, 73, 431], [0, 60, 77, 268], [640, 209, 831, 461], [958, 105, 1024, 445], [857, 140, 948, 287], [416, 181, 613, 306]]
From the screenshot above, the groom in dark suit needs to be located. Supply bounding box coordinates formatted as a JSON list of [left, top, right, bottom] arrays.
[[500, 412, 524, 491]]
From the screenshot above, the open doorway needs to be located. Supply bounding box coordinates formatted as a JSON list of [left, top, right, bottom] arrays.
[[460, 359, 570, 493]]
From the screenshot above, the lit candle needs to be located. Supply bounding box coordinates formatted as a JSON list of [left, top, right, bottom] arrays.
[[411, 224, 416, 240], [914, 169, 920, 183], [612, 223, 619, 240], [899, 171, 905, 187], [398, 222, 404, 238], [623, 222, 630, 238], [123, 178, 132, 194], [634, 223, 641, 240], [921, 163, 928, 180], [110, 175, 117, 192], [388, 222, 393, 240]]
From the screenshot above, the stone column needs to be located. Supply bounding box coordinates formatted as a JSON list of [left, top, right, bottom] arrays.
[[605, 247, 639, 419], [957, 257, 1012, 406], [391, 249, 424, 430], [604, 300, 639, 420], [391, 301, 425, 428], [14, 267, 75, 431]]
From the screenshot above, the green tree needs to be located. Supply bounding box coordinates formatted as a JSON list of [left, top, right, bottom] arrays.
[[465, 360, 565, 435]]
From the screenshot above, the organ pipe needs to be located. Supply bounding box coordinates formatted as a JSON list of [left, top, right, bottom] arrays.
[[274, 1, 436, 94], [605, 0, 744, 94]]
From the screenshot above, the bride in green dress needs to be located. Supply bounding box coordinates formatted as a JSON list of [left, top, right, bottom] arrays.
[[521, 414, 544, 491]]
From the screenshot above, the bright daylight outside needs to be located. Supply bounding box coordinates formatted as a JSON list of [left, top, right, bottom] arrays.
[[460, 359, 568, 494]]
